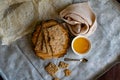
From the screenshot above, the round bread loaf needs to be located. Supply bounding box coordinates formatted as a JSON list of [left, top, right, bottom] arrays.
[[32, 20, 69, 59]]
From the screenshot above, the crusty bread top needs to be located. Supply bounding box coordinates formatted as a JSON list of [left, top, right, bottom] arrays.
[[32, 20, 69, 59]]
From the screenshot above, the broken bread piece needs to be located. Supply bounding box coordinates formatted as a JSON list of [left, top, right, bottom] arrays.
[[53, 77, 60, 80], [58, 61, 69, 68], [64, 69, 71, 76], [45, 62, 58, 76], [32, 20, 69, 59]]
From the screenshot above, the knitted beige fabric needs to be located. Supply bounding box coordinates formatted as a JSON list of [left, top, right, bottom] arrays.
[[0, 0, 38, 45], [0, 0, 72, 45]]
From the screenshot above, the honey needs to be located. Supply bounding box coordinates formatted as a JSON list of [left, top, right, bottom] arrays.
[[73, 37, 90, 54]]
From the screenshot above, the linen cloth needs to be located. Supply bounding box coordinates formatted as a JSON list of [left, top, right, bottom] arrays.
[[60, 2, 97, 36]]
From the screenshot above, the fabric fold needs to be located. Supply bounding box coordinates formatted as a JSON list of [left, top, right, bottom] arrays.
[[60, 2, 97, 36]]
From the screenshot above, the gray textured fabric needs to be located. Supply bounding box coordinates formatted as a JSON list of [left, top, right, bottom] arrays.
[[0, 0, 120, 80]]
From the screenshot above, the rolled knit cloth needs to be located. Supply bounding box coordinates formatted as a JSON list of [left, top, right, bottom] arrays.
[[60, 2, 97, 36]]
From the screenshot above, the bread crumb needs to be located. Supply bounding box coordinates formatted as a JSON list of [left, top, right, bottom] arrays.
[[53, 77, 60, 80], [64, 69, 71, 76], [45, 62, 58, 76], [58, 61, 69, 68]]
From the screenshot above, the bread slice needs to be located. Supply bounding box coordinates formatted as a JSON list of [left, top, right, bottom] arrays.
[[32, 25, 41, 45], [43, 29, 52, 54], [32, 19, 57, 45], [32, 20, 69, 59], [34, 28, 43, 52], [47, 24, 69, 58]]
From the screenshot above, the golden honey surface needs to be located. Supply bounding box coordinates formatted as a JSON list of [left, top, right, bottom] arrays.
[[73, 37, 90, 54]]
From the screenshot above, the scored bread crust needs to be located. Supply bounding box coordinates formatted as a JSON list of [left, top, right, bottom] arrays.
[[32, 20, 69, 59], [32, 25, 41, 45]]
